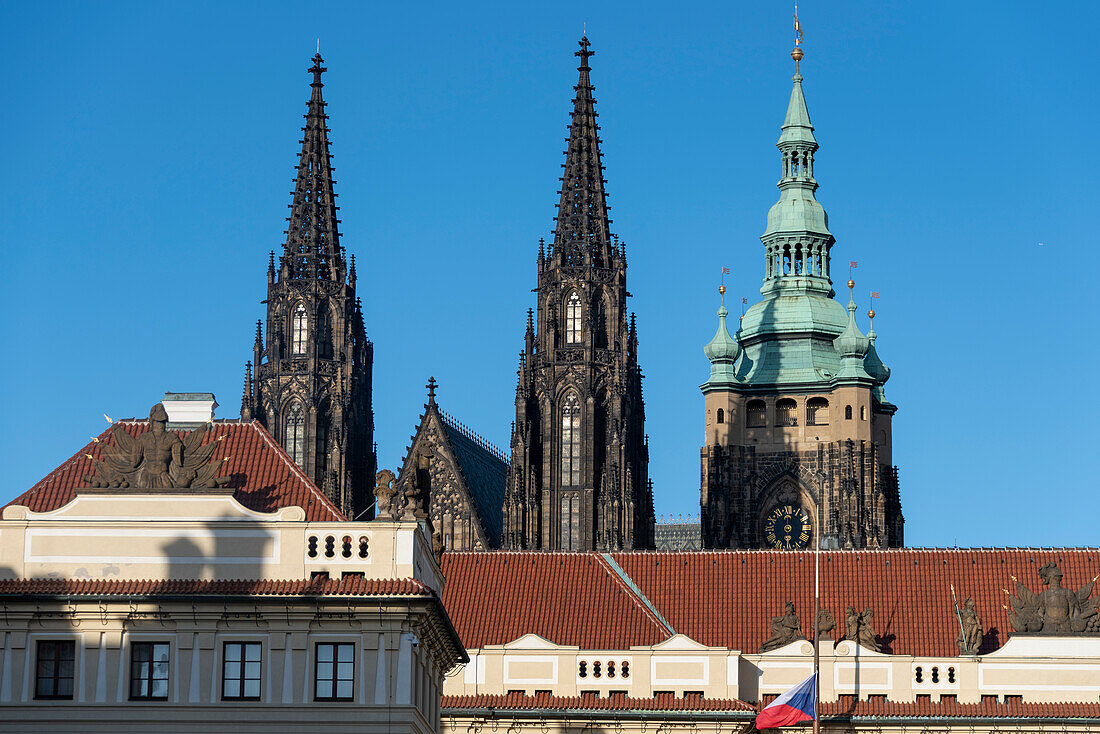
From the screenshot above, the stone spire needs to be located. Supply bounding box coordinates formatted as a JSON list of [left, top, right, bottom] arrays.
[[760, 45, 834, 296], [280, 53, 345, 282], [552, 36, 613, 269]]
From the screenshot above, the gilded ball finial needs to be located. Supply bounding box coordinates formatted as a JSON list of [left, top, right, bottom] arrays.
[[847, 278, 855, 290], [791, 47, 804, 62], [867, 309, 876, 320], [718, 285, 726, 295]]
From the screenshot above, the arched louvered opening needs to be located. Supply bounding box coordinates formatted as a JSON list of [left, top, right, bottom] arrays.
[[776, 398, 798, 427], [806, 397, 829, 426], [747, 400, 767, 428]]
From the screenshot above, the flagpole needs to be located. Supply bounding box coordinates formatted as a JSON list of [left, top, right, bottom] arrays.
[[813, 492, 821, 734]]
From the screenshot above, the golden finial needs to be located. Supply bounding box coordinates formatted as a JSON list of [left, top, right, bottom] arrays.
[[867, 309, 876, 320], [847, 279, 855, 290], [792, 5, 804, 67], [103, 414, 114, 424], [718, 285, 726, 295]]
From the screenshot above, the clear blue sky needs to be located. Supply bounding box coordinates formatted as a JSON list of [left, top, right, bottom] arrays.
[[2, 1, 1097, 546]]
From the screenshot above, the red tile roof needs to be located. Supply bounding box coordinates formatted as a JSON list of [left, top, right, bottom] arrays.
[[6, 420, 345, 522], [613, 549, 1100, 656], [819, 694, 1100, 720], [442, 692, 755, 713], [442, 549, 1100, 656], [442, 692, 1100, 720], [440, 553, 671, 649], [0, 576, 430, 597]]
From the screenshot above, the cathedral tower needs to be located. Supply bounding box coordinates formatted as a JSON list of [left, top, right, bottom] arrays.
[[699, 43, 901, 550], [503, 37, 654, 551], [242, 54, 376, 519]]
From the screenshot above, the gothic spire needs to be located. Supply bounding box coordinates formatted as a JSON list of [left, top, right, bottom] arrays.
[[282, 53, 345, 282], [553, 36, 613, 268]]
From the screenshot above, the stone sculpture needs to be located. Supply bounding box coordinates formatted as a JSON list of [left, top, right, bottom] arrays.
[[956, 597, 983, 655], [816, 609, 836, 639], [374, 469, 398, 519], [1004, 563, 1100, 634], [84, 405, 228, 490], [760, 601, 806, 652], [842, 605, 881, 652]]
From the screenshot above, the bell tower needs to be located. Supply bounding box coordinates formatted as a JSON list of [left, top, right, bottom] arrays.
[[503, 37, 654, 551], [242, 54, 376, 519], [699, 40, 901, 550]]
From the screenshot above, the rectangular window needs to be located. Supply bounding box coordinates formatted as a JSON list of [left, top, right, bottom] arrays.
[[222, 642, 262, 701], [35, 640, 75, 700], [130, 642, 170, 700], [314, 642, 354, 701]]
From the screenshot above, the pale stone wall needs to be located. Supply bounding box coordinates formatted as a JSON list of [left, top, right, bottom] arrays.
[[445, 635, 1100, 706], [0, 492, 462, 732]]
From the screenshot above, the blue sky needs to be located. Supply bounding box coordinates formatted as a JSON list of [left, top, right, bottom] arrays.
[[2, 1, 1097, 546]]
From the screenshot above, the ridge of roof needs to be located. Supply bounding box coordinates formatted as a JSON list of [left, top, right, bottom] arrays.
[[598, 553, 675, 637]]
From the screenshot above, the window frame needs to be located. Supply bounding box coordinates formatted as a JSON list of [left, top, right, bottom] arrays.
[[285, 402, 306, 468], [313, 642, 355, 702], [221, 641, 263, 702], [746, 399, 767, 428], [565, 292, 582, 345], [34, 639, 76, 701], [291, 302, 308, 355], [129, 641, 170, 701]]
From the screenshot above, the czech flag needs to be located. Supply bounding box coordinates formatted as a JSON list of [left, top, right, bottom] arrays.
[[756, 673, 816, 729]]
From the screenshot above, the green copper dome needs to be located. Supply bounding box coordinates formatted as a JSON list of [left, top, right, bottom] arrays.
[[864, 318, 891, 401], [701, 289, 741, 391], [833, 289, 871, 380]]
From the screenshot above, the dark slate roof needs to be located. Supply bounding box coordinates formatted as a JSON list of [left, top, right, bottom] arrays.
[[655, 519, 702, 550], [438, 409, 507, 547], [6, 420, 346, 522]]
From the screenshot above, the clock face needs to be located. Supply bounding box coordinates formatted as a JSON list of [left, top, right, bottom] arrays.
[[763, 504, 812, 550]]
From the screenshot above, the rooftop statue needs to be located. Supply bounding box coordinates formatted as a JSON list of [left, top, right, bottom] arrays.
[[1005, 563, 1100, 634], [760, 601, 806, 652], [956, 597, 983, 655], [84, 405, 229, 490], [843, 605, 881, 652]]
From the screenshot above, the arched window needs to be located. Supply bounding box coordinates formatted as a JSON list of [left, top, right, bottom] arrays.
[[860, 405, 867, 421], [561, 394, 581, 488], [594, 297, 608, 349], [845, 405, 853, 420], [716, 408, 725, 424], [806, 397, 829, 426], [317, 308, 333, 359], [315, 412, 329, 486], [747, 400, 766, 428], [776, 398, 798, 426], [284, 404, 305, 468], [291, 304, 308, 355], [565, 293, 582, 344]]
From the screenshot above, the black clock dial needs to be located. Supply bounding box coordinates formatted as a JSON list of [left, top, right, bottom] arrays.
[[763, 504, 811, 550]]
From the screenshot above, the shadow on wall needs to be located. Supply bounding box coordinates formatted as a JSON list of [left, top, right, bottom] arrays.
[[160, 514, 275, 590]]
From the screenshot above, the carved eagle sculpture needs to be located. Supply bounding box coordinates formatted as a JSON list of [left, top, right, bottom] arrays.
[[84, 405, 230, 490], [1004, 569, 1100, 634]]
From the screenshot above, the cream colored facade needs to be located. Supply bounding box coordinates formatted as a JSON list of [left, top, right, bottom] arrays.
[[442, 634, 1100, 731], [445, 634, 1100, 704], [0, 490, 465, 732]]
